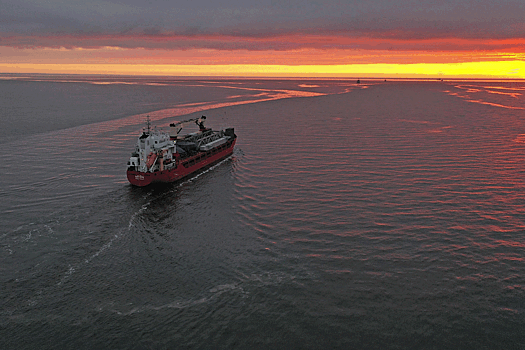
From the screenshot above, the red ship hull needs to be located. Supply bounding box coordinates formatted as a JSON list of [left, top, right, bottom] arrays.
[[127, 138, 236, 187]]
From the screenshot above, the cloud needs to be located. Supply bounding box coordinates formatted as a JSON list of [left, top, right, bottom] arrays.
[[2, 34, 525, 56], [2, 0, 525, 52]]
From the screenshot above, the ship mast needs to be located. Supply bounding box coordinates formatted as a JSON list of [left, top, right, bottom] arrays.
[[146, 115, 151, 134]]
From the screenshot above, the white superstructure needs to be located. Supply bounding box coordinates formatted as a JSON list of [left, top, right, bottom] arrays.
[[127, 118, 176, 173]]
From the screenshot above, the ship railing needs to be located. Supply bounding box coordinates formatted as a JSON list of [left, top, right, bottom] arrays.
[[195, 131, 224, 148], [181, 130, 223, 146]]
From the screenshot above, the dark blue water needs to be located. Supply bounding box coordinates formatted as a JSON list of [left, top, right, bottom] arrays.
[[1, 76, 524, 349]]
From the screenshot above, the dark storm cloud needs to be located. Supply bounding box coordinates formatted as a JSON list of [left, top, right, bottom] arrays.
[[2, 0, 525, 49]]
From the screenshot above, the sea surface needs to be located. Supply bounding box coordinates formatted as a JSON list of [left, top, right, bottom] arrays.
[[1, 75, 524, 349]]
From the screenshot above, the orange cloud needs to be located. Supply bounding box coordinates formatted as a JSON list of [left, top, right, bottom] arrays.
[[1, 41, 524, 67], [3, 34, 525, 54], [2, 34, 525, 78]]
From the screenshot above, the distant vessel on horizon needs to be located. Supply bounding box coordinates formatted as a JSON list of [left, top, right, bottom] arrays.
[[126, 116, 236, 186]]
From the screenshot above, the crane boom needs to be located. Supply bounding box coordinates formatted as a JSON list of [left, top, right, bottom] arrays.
[[169, 116, 206, 137]]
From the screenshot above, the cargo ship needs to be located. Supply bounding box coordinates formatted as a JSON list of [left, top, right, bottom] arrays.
[[126, 116, 236, 186]]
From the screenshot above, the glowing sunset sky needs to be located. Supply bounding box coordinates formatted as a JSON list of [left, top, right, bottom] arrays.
[[2, 0, 525, 78]]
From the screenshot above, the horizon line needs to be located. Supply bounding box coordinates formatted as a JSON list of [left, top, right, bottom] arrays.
[[2, 72, 525, 82]]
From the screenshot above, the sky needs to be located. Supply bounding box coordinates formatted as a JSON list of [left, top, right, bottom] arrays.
[[1, 0, 525, 78]]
